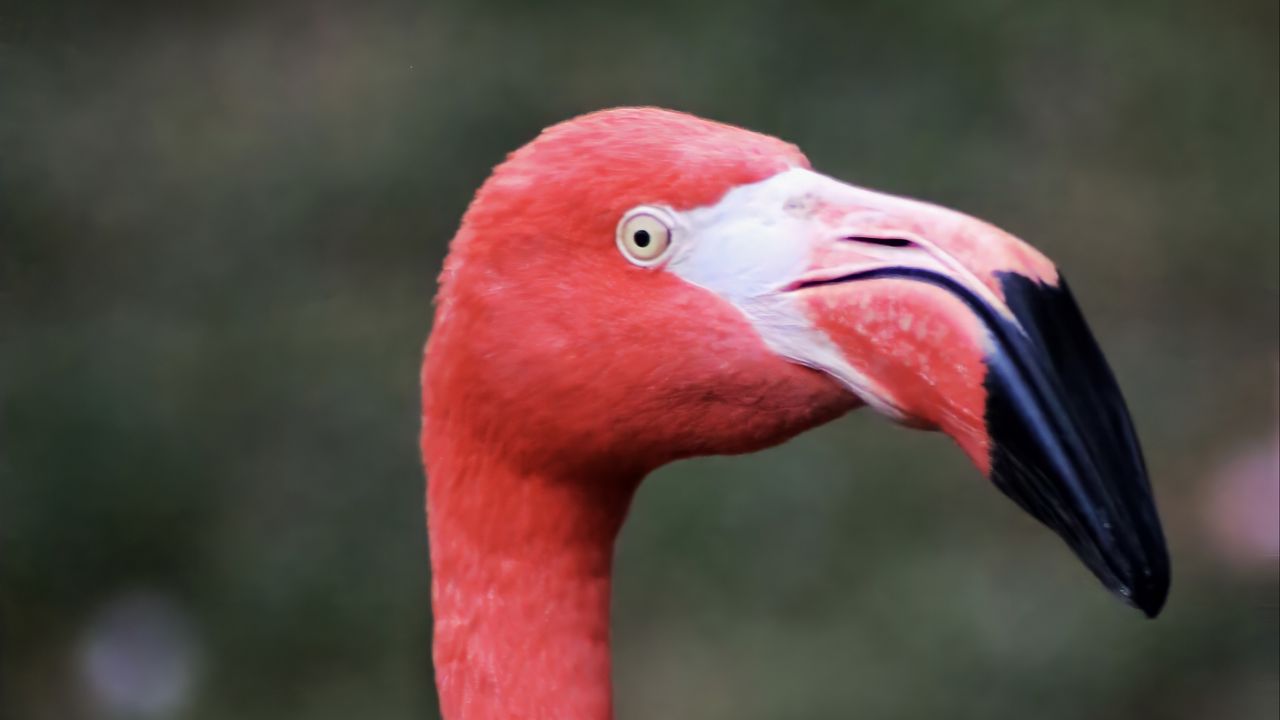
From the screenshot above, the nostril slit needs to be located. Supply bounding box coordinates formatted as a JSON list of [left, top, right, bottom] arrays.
[[844, 236, 914, 248]]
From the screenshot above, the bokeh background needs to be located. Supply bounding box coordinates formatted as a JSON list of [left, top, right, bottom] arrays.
[[2, 0, 1277, 718]]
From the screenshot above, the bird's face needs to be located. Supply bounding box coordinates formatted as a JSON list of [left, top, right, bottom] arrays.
[[430, 108, 1167, 615]]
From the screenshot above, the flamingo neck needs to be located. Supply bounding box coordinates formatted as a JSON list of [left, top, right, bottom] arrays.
[[425, 443, 639, 720]]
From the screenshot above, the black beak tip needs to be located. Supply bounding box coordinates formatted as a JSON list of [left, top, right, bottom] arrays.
[[982, 271, 1172, 620], [1122, 564, 1170, 619], [833, 266, 1174, 617], [1137, 595, 1165, 619]]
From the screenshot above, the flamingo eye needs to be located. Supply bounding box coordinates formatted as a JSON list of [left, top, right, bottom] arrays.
[[617, 209, 674, 266]]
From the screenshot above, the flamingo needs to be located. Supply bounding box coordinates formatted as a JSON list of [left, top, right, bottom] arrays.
[[420, 107, 1169, 720]]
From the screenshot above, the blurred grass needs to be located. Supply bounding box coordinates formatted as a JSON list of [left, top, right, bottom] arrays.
[[2, 0, 1277, 718]]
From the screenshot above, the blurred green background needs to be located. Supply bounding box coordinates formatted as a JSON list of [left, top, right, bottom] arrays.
[[2, 0, 1277, 718]]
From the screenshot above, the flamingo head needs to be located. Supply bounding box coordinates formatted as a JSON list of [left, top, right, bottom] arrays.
[[425, 108, 1169, 616]]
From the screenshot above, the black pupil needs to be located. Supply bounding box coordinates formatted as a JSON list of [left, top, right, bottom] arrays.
[[633, 229, 651, 248]]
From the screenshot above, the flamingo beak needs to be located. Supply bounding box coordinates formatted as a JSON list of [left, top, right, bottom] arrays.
[[778, 201, 1170, 617], [670, 168, 1169, 614]]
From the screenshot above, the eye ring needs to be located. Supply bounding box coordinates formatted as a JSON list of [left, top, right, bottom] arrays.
[[616, 207, 675, 266]]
